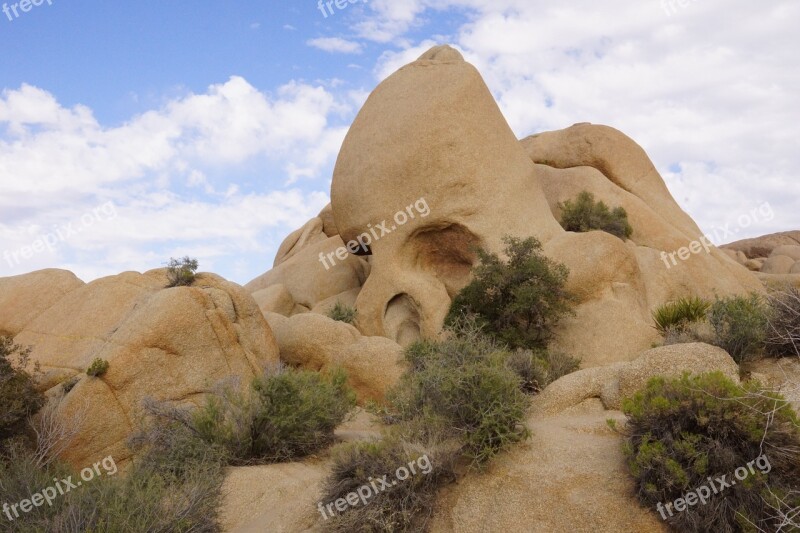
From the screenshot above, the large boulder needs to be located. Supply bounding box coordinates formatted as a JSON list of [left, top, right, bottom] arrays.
[[0, 269, 84, 336], [264, 312, 404, 402], [722, 231, 800, 259], [532, 343, 740, 415], [9, 269, 279, 467], [761, 255, 797, 275], [771, 245, 800, 261], [322, 44, 763, 366], [246, 236, 369, 313]]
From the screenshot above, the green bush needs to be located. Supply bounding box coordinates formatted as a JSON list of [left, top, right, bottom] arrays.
[[558, 190, 633, 240], [652, 297, 711, 336], [765, 286, 800, 358], [328, 302, 357, 325], [708, 294, 768, 363], [166, 256, 199, 288], [0, 336, 44, 444], [505, 348, 581, 394], [86, 358, 110, 377], [145, 366, 355, 465], [321, 431, 458, 532], [621, 372, 800, 532], [446, 235, 572, 350], [385, 318, 530, 465], [1, 423, 224, 532]]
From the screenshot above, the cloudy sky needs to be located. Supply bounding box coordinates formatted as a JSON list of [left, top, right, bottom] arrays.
[[1, 0, 797, 283]]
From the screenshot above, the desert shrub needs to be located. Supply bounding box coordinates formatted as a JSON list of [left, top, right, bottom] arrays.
[[86, 358, 109, 377], [558, 190, 633, 240], [446, 235, 572, 350], [765, 285, 800, 357], [321, 430, 459, 533], [328, 302, 357, 325], [0, 336, 44, 444], [0, 431, 224, 532], [622, 372, 800, 532], [144, 366, 355, 465], [505, 348, 581, 394], [708, 294, 768, 363], [652, 297, 711, 336], [166, 256, 199, 288], [386, 318, 530, 465]]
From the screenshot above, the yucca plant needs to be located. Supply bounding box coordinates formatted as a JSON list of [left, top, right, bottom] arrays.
[[652, 296, 710, 335]]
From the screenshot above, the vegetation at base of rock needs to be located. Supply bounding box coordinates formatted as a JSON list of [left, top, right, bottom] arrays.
[[1, 386, 225, 532], [166, 256, 199, 288], [446, 235, 573, 350], [327, 302, 357, 325], [321, 430, 459, 533], [764, 285, 800, 357], [621, 372, 800, 533], [652, 297, 711, 335], [708, 293, 768, 363], [558, 190, 633, 240], [86, 357, 110, 377], [139, 365, 356, 465], [505, 348, 581, 394], [0, 335, 44, 445], [384, 318, 532, 466]]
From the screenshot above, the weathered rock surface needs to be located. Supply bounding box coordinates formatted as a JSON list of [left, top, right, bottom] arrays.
[[265, 312, 404, 402], [0, 269, 84, 336], [722, 231, 800, 259], [2, 269, 279, 467], [761, 255, 797, 275]]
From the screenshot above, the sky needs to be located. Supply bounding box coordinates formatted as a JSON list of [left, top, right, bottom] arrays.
[[0, 0, 798, 284]]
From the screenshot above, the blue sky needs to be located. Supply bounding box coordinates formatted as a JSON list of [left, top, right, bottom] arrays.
[[1, 0, 798, 283]]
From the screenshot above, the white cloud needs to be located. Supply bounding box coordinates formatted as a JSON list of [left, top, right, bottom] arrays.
[[357, 0, 800, 241], [0, 78, 346, 282], [307, 37, 364, 54]]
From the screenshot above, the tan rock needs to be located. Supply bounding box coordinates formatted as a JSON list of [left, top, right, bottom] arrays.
[[0, 269, 84, 336], [222, 461, 325, 533], [429, 410, 667, 533], [771, 245, 800, 261], [331, 44, 562, 345], [273, 217, 328, 267], [533, 343, 739, 415], [761, 255, 796, 275], [756, 272, 800, 289], [251, 284, 295, 316], [745, 258, 765, 271], [310, 288, 360, 316], [325, 44, 763, 368], [723, 231, 800, 259], [792, 262, 800, 274], [14, 269, 279, 467], [318, 203, 339, 237], [265, 312, 404, 402], [246, 237, 369, 312], [609, 343, 739, 409]]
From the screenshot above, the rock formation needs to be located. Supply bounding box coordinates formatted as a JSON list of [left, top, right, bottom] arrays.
[[248, 45, 763, 368], [0, 269, 279, 466]]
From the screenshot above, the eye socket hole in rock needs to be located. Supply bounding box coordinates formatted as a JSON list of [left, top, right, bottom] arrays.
[[407, 222, 481, 298], [385, 293, 421, 346]]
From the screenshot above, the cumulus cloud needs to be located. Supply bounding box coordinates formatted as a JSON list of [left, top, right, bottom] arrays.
[[307, 37, 364, 54], [358, 0, 800, 240], [0, 78, 345, 282]]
